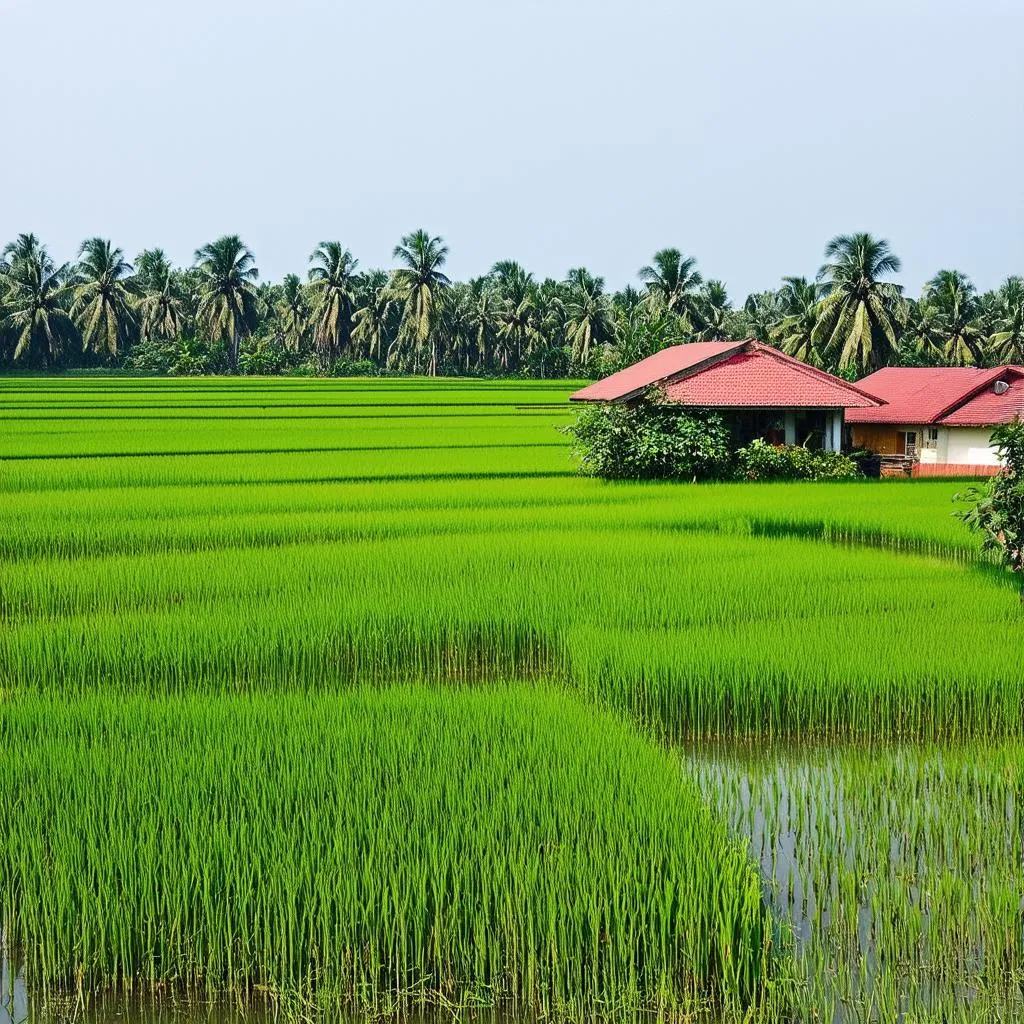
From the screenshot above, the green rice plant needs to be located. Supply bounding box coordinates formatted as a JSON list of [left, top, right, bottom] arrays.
[[0, 520, 1019, 738], [0, 686, 774, 1020], [0, 376, 1016, 762], [3, 376, 1023, 1022]]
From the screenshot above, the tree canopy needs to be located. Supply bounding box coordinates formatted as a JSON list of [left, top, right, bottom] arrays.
[[1, 230, 1020, 379]]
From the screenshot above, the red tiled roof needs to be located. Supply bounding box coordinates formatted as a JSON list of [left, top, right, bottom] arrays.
[[939, 368, 1024, 426], [570, 340, 882, 409], [847, 366, 1024, 425], [662, 349, 881, 408], [569, 341, 744, 401]]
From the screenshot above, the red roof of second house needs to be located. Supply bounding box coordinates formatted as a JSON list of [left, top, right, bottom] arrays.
[[938, 368, 1024, 426], [847, 366, 1024, 425], [570, 340, 883, 408]]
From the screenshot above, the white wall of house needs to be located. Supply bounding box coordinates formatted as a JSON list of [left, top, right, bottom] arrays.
[[916, 426, 1000, 466], [784, 411, 796, 445], [945, 427, 1002, 466], [853, 422, 1004, 467]]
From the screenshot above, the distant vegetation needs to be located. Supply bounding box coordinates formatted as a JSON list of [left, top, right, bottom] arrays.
[[1, 231, 1021, 378]]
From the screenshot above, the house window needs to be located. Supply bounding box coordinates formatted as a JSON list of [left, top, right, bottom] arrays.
[[925, 427, 939, 448], [898, 430, 918, 457]]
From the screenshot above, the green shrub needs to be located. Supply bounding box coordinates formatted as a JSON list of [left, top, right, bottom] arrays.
[[736, 439, 860, 481], [566, 393, 732, 480], [238, 337, 290, 376], [122, 337, 179, 375], [327, 356, 380, 377], [956, 419, 1024, 598]]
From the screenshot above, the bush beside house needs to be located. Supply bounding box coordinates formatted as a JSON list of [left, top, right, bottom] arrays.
[[567, 395, 860, 482], [956, 420, 1024, 599]]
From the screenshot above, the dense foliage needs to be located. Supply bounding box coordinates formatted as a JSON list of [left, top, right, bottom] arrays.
[[567, 398, 859, 481], [1, 232, 1021, 377], [957, 419, 1024, 596], [735, 439, 860, 481], [566, 394, 732, 480]]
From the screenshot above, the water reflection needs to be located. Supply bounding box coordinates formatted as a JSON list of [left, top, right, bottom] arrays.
[[0, 955, 268, 1024], [689, 739, 1024, 1023]]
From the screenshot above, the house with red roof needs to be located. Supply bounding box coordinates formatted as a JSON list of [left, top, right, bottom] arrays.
[[846, 366, 1024, 476], [570, 339, 883, 451]]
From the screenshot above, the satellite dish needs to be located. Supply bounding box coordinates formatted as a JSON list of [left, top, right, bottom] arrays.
[[994, 380, 1010, 395]]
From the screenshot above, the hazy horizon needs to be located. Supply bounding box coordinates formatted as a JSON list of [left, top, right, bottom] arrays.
[[2, 0, 1021, 298]]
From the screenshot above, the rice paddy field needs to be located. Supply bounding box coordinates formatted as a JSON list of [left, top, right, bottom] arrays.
[[0, 376, 1022, 1024]]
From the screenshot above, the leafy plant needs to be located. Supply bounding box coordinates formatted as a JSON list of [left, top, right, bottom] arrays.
[[956, 420, 1024, 599], [193, 235, 261, 372], [736, 439, 860, 481], [566, 392, 732, 480]]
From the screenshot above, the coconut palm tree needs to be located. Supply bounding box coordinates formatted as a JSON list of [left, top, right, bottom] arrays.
[[535, 279, 567, 357], [613, 284, 643, 313], [135, 250, 185, 343], [440, 283, 474, 372], [1, 233, 44, 275], [193, 235, 260, 371], [923, 269, 986, 367], [464, 277, 500, 370], [612, 305, 687, 369], [742, 291, 785, 344], [387, 230, 451, 375], [308, 242, 358, 365], [691, 280, 735, 341], [352, 271, 394, 363], [899, 297, 945, 365], [773, 277, 824, 364], [812, 233, 905, 373], [70, 238, 136, 357], [492, 261, 536, 370], [988, 276, 1024, 365], [563, 267, 612, 367], [1, 245, 75, 366], [638, 248, 702, 318], [277, 274, 309, 354]]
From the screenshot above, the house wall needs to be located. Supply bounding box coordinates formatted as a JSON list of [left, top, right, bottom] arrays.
[[827, 411, 843, 453], [912, 462, 1001, 478], [852, 422, 1003, 474], [850, 424, 904, 455], [945, 427, 1002, 466]]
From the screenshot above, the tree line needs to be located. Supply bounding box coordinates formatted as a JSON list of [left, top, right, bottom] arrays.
[[1, 230, 1021, 379]]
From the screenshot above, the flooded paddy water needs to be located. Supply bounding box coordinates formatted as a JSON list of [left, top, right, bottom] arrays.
[[690, 739, 1024, 1022]]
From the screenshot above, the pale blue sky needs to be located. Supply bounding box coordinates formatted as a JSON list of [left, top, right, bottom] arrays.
[[2, 0, 1021, 298]]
